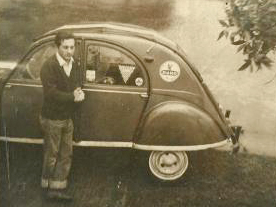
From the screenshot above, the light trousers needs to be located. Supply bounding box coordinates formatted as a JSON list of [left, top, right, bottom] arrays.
[[39, 116, 73, 190]]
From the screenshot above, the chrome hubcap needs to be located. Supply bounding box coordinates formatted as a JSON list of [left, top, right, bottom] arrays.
[[149, 151, 188, 181]]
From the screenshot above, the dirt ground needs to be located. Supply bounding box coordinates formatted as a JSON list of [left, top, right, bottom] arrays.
[[1, 144, 276, 207]]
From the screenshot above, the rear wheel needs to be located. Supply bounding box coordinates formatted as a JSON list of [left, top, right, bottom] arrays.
[[148, 151, 188, 181]]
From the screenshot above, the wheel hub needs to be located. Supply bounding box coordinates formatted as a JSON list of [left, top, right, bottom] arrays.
[[158, 153, 180, 174], [149, 151, 189, 181]]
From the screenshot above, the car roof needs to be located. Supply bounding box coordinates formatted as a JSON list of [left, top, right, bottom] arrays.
[[36, 22, 180, 52], [34, 22, 202, 82]]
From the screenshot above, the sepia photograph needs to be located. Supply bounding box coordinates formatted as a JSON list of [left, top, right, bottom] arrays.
[[0, 0, 275, 206]]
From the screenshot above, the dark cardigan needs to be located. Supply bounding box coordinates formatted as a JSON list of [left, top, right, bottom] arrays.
[[40, 55, 81, 120]]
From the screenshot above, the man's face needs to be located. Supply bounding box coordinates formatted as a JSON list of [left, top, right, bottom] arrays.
[[58, 38, 75, 62]]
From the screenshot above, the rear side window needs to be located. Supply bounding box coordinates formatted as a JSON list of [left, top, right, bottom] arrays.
[[10, 40, 81, 82], [85, 44, 144, 87], [11, 43, 56, 81]]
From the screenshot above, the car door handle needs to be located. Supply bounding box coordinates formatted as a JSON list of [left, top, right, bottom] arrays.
[[140, 93, 149, 98]]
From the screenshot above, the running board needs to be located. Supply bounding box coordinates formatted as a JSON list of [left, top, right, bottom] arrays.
[[0, 136, 232, 151]]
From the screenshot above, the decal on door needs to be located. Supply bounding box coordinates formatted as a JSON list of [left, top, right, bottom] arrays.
[[159, 61, 180, 82]]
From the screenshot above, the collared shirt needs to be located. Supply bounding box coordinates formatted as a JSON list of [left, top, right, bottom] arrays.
[[56, 52, 74, 77]]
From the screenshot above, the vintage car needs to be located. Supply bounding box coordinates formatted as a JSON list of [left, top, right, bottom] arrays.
[[0, 23, 239, 181]]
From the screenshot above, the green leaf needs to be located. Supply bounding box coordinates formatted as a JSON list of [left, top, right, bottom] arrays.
[[223, 30, 229, 38], [219, 20, 229, 27], [261, 56, 273, 68], [250, 63, 254, 72], [232, 40, 246, 45], [217, 31, 225, 40], [263, 62, 273, 68], [254, 60, 262, 71], [237, 43, 246, 53], [230, 31, 240, 43], [243, 44, 252, 55], [238, 60, 251, 71], [223, 0, 276, 70]]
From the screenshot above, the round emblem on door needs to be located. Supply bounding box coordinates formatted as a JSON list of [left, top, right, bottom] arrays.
[[159, 61, 180, 82], [135, 77, 144, 86]]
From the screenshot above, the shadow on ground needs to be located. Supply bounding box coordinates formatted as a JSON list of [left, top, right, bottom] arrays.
[[1, 143, 276, 207]]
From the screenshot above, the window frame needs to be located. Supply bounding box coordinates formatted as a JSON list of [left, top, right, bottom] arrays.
[[83, 40, 148, 88], [9, 38, 82, 85], [9, 40, 56, 85]]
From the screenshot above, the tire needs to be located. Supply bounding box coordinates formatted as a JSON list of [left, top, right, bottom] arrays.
[[148, 151, 188, 181]]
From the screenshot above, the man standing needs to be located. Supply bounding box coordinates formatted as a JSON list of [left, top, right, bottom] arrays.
[[40, 31, 84, 201]]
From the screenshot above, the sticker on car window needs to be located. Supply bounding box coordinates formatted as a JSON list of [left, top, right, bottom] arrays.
[[135, 77, 143, 86], [118, 64, 135, 83], [159, 61, 180, 82], [86, 70, 95, 82]]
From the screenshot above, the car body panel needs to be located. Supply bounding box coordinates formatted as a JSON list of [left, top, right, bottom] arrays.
[[78, 84, 148, 142], [137, 101, 226, 146], [0, 23, 235, 151], [2, 81, 43, 138]]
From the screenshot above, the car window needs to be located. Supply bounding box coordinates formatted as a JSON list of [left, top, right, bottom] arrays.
[[11, 43, 56, 81], [85, 44, 144, 87]]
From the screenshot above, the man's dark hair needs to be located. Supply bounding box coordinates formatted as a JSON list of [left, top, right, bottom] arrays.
[[55, 31, 75, 47]]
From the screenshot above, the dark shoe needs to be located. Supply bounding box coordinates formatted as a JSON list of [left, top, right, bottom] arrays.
[[47, 190, 73, 201]]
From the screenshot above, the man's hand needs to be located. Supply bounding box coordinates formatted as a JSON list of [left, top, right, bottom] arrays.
[[74, 87, 85, 102]]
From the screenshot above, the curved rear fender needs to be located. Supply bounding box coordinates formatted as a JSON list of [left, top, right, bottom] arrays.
[[137, 102, 227, 146]]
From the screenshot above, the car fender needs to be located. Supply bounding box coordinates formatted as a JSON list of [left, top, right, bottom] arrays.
[[136, 101, 227, 146]]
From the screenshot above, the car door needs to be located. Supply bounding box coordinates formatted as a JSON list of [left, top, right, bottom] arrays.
[[1, 39, 82, 140], [77, 40, 149, 143]]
